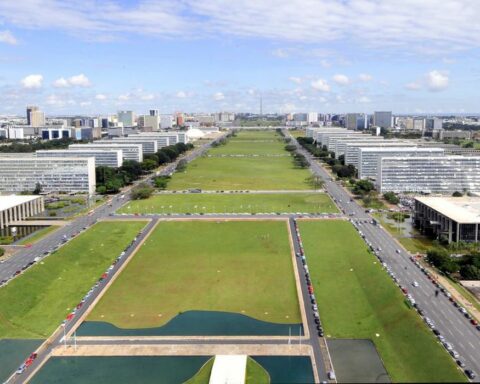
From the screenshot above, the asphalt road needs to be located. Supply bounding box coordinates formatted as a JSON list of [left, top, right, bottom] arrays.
[[286, 130, 480, 380]]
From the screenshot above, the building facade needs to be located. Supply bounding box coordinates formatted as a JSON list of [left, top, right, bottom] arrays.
[[377, 156, 480, 194], [36, 149, 123, 168], [0, 157, 96, 194], [69, 143, 143, 162], [358, 147, 444, 179], [0, 196, 45, 230], [373, 111, 392, 129]]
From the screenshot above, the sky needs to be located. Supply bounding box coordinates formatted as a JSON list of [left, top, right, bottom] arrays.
[[0, 0, 480, 115]]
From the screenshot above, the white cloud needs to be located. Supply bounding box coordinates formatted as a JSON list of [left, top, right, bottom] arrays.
[[80, 101, 91, 107], [405, 82, 421, 91], [357, 96, 371, 103], [271, 48, 290, 58], [68, 74, 91, 87], [333, 74, 349, 86], [213, 92, 225, 101], [176, 91, 187, 98], [359, 73, 372, 82], [319, 59, 331, 68], [288, 76, 302, 84], [95, 94, 107, 100], [310, 79, 330, 92], [118, 93, 130, 101], [0, 30, 17, 45], [426, 70, 449, 92], [0, 1, 480, 54], [140, 93, 155, 101], [53, 77, 69, 88], [21, 74, 43, 89], [53, 74, 91, 88]]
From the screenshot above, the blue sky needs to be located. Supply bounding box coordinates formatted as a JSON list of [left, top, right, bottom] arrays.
[[0, 0, 479, 115]]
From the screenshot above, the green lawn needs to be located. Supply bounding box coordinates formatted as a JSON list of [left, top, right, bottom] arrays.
[[209, 140, 287, 155], [167, 130, 311, 190], [298, 220, 465, 383], [16, 226, 60, 245], [184, 358, 214, 384], [0, 221, 146, 339], [119, 193, 337, 214], [89, 221, 300, 328], [167, 156, 311, 191]]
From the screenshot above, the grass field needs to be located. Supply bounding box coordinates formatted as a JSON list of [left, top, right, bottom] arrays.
[[0, 221, 146, 339], [16, 226, 60, 245], [167, 130, 311, 191], [89, 221, 300, 328], [118, 193, 337, 214], [168, 156, 311, 190], [298, 220, 465, 383]]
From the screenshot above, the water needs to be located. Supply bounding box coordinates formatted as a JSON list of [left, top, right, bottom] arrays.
[[252, 356, 315, 383], [0, 339, 43, 383], [30, 356, 210, 384], [78, 310, 303, 336], [30, 356, 314, 384]]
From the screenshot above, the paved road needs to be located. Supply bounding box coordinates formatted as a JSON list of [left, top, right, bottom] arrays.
[[286, 130, 480, 380], [0, 135, 227, 284]]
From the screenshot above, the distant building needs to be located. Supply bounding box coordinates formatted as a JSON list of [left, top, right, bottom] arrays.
[[160, 115, 174, 129], [373, 111, 392, 129], [345, 113, 367, 130], [69, 143, 143, 162], [36, 149, 123, 168], [26, 105, 45, 127], [41, 127, 72, 140], [438, 130, 472, 140], [149, 109, 159, 116], [118, 111, 135, 127], [138, 115, 160, 131]]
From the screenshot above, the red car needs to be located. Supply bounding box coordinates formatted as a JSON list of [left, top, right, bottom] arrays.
[[66, 313, 74, 321], [401, 287, 408, 294], [30, 353, 37, 360], [24, 358, 34, 367], [471, 319, 478, 326]]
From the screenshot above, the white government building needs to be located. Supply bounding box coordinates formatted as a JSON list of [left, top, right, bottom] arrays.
[[377, 156, 480, 194], [0, 156, 96, 195], [36, 149, 123, 168], [69, 143, 143, 162], [0, 195, 45, 229]]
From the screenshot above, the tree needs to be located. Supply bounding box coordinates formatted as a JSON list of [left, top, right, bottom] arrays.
[[353, 179, 375, 195], [452, 191, 463, 197], [162, 147, 179, 161], [306, 175, 324, 189], [33, 182, 42, 195], [336, 165, 356, 178], [460, 265, 480, 280], [285, 144, 296, 152], [154, 176, 170, 189], [338, 154, 345, 165], [426, 248, 458, 274], [141, 159, 157, 171], [176, 159, 188, 172], [131, 183, 154, 200], [383, 192, 400, 204], [156, 151, 170, 165], [0, 247, 4, 257]]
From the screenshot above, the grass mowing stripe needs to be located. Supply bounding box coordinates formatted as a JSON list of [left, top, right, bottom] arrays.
[[0, 221, 147, 339], [298, 220, 465, 383], [118, 193, 337, 214]]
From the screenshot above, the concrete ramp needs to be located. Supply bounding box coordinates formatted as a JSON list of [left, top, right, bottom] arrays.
[[209, 355, 247, 384]]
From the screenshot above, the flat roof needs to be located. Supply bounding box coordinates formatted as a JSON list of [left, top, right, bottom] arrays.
[[0, 195, 41, 212], [360, 146, 444, 152], [416, 196, 480, 224]]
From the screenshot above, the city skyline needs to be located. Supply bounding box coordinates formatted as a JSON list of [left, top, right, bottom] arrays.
[[0, 0, 480, 115]]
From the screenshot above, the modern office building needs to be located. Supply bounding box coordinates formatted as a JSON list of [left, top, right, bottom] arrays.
[[160, 115, 174, 129], [26, 106, 45, 127], [0, 157, 96, 194], [109, 138, 158, 154], [118, 111, 135, 127], [0, 195, 45, 230], [324, 132, 365, 151], [334, 136, 384, 157], [36, 149, 123, 168], [41, 127, 72, 140], [344, 141, 416, 167], [345, 113, 367, 130], [313, 129, 354, 145], [137, 131, 189, 145], [414, 196, 480, 243], [358, 147, 444, 179], [377, 156, 480, 194], [69, 143, 143, 162], [373, 111, 392, 129], [138, 114, 160, 131]]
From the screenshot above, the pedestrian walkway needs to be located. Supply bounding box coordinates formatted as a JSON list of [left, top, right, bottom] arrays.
[[209, 355, 247, 384]]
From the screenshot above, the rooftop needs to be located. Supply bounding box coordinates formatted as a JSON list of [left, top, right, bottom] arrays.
[[360, 146, 444, 152], [416, 196, 480, 224], [0, 195, 42, 212]]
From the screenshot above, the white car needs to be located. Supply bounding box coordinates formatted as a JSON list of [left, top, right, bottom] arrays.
[[412, 281, 419, 287]]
